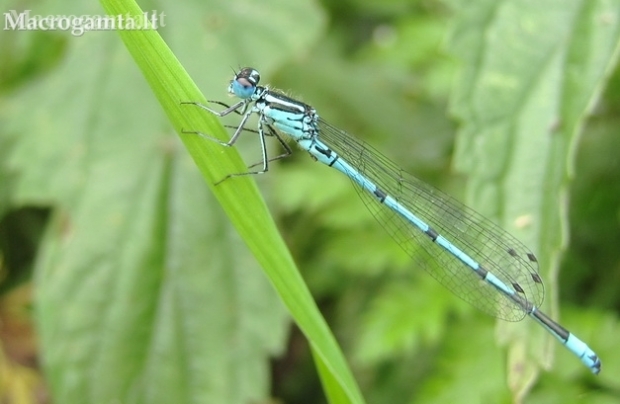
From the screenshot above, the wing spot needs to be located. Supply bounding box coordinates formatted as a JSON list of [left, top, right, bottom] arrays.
[[531, 273, 543, 284]]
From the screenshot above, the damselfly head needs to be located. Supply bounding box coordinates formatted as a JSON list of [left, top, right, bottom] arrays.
[[228, 67, 260, 99]]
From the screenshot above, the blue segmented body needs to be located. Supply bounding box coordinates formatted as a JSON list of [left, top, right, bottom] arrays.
[[183, 67, 601, 374]]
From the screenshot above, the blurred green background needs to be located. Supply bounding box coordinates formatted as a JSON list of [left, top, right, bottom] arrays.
[[1, 0, 619, 403]]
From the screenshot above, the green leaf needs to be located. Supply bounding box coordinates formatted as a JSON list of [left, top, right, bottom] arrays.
[[6, 27, 290, 404], [416, 315, 510, 404], [448, 0, 620, 393]]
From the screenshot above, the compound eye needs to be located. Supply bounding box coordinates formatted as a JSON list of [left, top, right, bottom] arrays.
[[228, 67, 261, 99], [236, 67, 260, 86]]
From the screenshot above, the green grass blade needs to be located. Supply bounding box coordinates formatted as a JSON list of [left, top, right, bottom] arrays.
[[99, 0, 365, 402]]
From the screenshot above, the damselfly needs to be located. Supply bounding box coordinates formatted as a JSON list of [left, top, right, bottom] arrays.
[[182, 67, 601, 374]]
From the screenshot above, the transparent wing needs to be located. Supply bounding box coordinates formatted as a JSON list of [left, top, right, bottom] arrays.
[[318, 119, 544, 321]]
